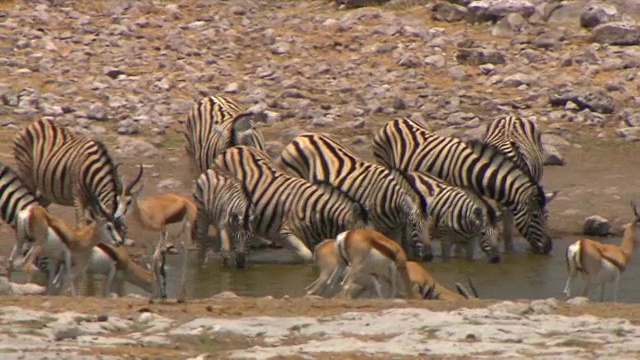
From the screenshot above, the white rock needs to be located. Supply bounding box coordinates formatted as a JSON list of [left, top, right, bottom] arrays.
[[52, 320, 80, 341], [583, 215, 611, 236]]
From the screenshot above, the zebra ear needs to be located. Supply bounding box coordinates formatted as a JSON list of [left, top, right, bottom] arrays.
[[472, 207, 484, 223], [231, 112, 258, 132]]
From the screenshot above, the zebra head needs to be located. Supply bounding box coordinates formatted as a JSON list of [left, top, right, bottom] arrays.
[[114, 164, 144, 221], [229, 207, 256, 269], [519, 185, 553, 254], [470, 206, 501, 263]]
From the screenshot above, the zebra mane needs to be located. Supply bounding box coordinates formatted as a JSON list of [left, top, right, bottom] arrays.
[[465, 139, 546, 209], [462, 188, 499, 225]]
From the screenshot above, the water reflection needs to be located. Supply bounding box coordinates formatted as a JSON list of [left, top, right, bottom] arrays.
[[159, 236, 640, 303]]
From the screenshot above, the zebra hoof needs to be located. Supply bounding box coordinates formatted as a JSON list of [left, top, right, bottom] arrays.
[[489, 255, 501, 264]]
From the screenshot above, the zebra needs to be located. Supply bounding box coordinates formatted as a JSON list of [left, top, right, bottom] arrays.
[[482, 115, 545, 183], [12, 119, 139, 239], [372, 118, 553, 255], [481, 115, 558, 252], [276, 132, 430, 261], [193, 165, 255, 269], [183, 95, 265, 174], [0, 160, 121, 291], [214, 146, 368, 262], [396, 171, 501, 263]]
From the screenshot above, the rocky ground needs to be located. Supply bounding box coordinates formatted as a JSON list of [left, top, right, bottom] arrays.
[[1, 295, 640, 359], [1, 0, 640, 358]]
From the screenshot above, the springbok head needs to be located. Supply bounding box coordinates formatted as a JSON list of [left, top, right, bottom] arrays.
[[88, 194, 126, 246], [114, 164, 144, 220]]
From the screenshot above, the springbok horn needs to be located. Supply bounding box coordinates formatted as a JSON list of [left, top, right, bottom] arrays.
[[467, 276, 479, 298], [454, 283, 472, 299], [125, 164, 144, 194], [631, 200, 639, 219], [114, 163, 124, 190], [425, 283, 436, 300]]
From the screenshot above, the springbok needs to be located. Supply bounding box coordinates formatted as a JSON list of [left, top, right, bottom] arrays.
[[406, 261, 479, 300], [335, 228, 417, 299], [116, 165, 195, 303], [17, 203, 124, 296], [84, 241, 170, 299], [563, 201, 640, 302]]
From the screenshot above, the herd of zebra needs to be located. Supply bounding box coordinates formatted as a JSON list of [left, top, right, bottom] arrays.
[[0, 93, 559, 301]]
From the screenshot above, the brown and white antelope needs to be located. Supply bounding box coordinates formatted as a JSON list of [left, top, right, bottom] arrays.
[[84, 241, 170, 299], [17, 203, 124, 296], [335, 228, 417, 299], [305, 239, 343, 297], [406, 261, 479, 300], [116, 165, 195, 303], [563, 201, 640, 302]]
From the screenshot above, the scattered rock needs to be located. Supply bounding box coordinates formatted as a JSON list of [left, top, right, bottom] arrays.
[[592, 22, 640, 46], [213, 291, 240, 299], [105, 69, 125, 79], [567, 297, 590, 306], [529, 298, 558, 315], [431, 2, 468, 22], [542, 144, 565, 166], [52, 320, 80, 341], [549, 85, 615, 114], [583, 215, 611, 236], [156, 178, 184, 191], [116, 137, 162, 159], [580, 3, 619, 29], [456, 49, 507, 65], [467, 0, 535, 22], [86, 102, 108, 121], [338, 0, 390, 8], [116, 119, 141, 135]]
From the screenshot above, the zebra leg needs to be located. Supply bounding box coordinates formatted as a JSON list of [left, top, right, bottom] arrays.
[[502, 207, 514, 253], [279, 228, 313, 263], [219, 227, 232, 266], [466, 238, 476, 261], [194, 214, 210, 267]]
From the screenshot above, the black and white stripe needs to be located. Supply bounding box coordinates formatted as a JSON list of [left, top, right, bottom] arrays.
[[398, 171, 501, 262], [193, 166, 255, 268], [183, 95, 265, 174], [214, 146, 368, 262], [373, 118, 552, 254], [482, 115, 545, 183], [12, 118, 127, 242], [277, 133, 428, 260]]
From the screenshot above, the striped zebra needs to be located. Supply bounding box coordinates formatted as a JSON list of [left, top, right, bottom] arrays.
[[193, 166, 255, 268], [372, 118, 553, 255], [0, 160, 116, 290], [183, 95, 265, 174], [214, 146, 368, 262], [481, 115, 557, 252], [276, 132, 429, 261], [482, 116, 545, 182], [12, 119, 137, 240], [397, 171, 501, 263]]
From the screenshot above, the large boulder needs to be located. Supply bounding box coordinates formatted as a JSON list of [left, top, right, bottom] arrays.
[[591, 22, 640, 45]]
